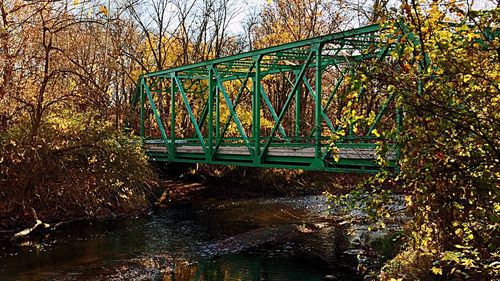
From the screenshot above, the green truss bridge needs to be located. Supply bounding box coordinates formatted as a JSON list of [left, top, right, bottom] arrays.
[[131, 24, 401, 173]]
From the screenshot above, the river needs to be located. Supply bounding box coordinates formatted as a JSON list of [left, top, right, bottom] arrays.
[[0, 196, 369, 281]]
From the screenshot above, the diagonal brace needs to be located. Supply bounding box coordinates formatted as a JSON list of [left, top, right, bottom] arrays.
[[173, 76, 208, 154], [259, 84, 289, 140], [302, 77, 336, 134], [260, 49, 315, 158], [212, 67, 252, 154], [143, 79, 169, 147], [213, 65, 255, 156]]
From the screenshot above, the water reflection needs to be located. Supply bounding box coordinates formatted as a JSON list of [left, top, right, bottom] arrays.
[[0, 196, 360, 281]]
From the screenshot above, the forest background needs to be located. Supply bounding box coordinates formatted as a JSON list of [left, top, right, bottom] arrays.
[[0, 0, 498, 280]]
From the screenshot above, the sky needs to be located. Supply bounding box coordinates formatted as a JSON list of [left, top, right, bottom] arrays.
[[109, 0, 497, 38], [225, 0, 498, 35], [226, 0, 265, 34]]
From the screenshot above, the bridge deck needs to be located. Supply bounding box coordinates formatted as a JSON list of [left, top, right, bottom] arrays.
[[143, 139, 396, 173], [145, 144, 392, 159]]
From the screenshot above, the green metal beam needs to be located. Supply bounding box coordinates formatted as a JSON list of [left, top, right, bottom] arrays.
[[314, 44, 322, 159], [258, 84, 288, 139], [207, 66, 214, 161], [174, 76, 207, 154], [213, 64, 254, 157], [143, 79, 168, 146], [253, 55, 262, 161], [302, 76, 336, 135], [212, 67, 252, 154], [260, 49, 314, 159], [169, 76, 175, 160]]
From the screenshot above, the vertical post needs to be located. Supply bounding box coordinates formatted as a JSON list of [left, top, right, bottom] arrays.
[[294, 70, 300, 141], [348, 68, 355, 138], [169, 74, 176, 160], [207, 66, 214, 161], [215, 81, 220, 142], [314, 44, 322, 159], [140, 77, 145, 139], [253, 55, 261, 161]]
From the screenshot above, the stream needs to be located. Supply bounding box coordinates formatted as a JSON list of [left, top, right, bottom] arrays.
[[0, 196, 385, 281]]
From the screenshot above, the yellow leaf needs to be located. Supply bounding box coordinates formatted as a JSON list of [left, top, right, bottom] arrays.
[[404, 195, 413, 206], [333, 155, 339, 162], [431, 267, 443, 275], [462, 258, 475, 268], [99, 5, 109, 16], [463, 74, 472, 83], [442, 251, 459, 262], [387, 85, 395, 93], [372, 129, 380, 137]]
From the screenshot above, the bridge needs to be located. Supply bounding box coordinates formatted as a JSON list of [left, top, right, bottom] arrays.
[[131, 24, 401, 173]]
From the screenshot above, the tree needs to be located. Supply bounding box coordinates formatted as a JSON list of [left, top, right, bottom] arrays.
[[0, 1, 154, 229], [251, 0, 343, 48], [344, 1, 499, 279]]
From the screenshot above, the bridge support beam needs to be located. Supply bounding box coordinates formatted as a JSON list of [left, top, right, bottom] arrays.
[[314, 44, 323, 162], [253, 55, 262, 163], [140, 77, 145, 139], [169, 75, 176, 160], [294, 70, 300, 141], [207, 66, 214, 162]]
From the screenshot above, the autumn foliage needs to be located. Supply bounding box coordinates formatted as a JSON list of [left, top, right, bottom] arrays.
[[0, 0, 498, 279], [0, 1, 155, 228], [345, 2, 499, 280]]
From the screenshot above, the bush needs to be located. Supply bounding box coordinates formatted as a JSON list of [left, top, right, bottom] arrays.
[[0, 111, 156, 229]]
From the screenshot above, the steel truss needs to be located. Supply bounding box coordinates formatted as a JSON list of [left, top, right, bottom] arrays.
[[132, 24, 401, 173]]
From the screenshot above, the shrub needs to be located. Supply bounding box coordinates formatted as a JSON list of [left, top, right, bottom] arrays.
[[0, 111, 156, 229]]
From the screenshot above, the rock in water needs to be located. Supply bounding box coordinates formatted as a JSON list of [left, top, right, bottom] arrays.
[[200, 224, 301, 257]]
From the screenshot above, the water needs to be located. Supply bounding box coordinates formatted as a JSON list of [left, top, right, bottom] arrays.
[[0, 196, 361, 280]]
